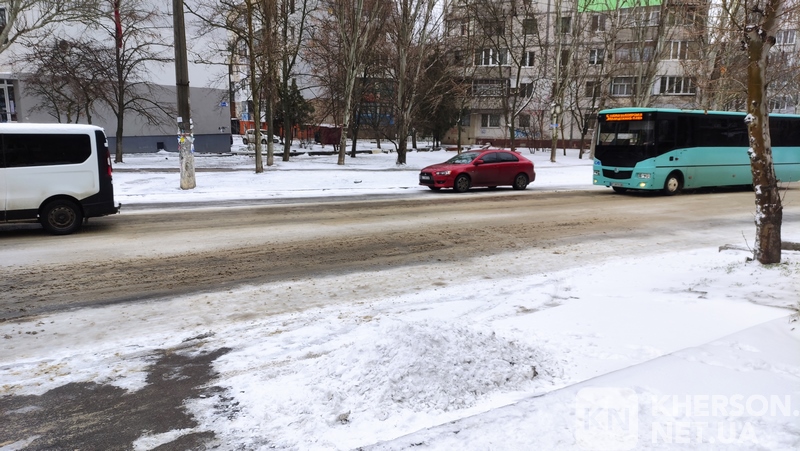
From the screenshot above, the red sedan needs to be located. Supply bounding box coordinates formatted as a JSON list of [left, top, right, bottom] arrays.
[[419, 149, 535, 192]]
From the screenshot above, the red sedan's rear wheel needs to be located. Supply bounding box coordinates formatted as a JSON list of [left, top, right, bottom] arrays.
[[512, 173, 529, 190]]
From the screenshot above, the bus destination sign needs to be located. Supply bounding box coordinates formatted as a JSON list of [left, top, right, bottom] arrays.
[[605, 113, 643, 122]]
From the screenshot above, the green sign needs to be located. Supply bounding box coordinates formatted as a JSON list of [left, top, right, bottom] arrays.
[[579, 0, 663, 13]]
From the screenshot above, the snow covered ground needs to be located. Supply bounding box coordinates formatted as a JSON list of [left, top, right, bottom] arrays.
[[111, 141, 598, 205], [2, 141, 799, 450]]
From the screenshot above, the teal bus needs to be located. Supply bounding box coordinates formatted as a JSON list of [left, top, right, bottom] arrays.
[[592, 107, 800, 194]]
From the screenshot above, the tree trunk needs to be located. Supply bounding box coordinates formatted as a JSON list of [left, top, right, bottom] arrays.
[[745, 23, 783, 264], [115, 123, 124, 163], [457, 122, 462, 153], [265, 91, 274, 167], [397, 135, 408, 165], [282, 81, 292, 162], [350, 122, 359, 157], [246, 0, 263, 173]]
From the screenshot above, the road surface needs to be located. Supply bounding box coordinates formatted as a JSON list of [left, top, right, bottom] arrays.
[[0, 188, 775, 322]]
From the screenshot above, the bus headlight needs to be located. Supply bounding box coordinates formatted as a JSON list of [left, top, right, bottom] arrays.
[[593, 170, 600, 175], [636, 173, 652, 179]]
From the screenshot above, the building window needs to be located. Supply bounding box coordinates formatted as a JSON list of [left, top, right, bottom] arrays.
[[459, 112, 471, 126], [447, 19, 468, 36], [481, 113, 501, 128], [667, 7, 698, 26], [523, 18, 537, 35], [611, 77, 637, 96], [585, 81, 600, 98], [615, 43, 655, 62], [589, 49, 604, 64], [475, 48, 508, 66], [776, 30, 796, 45], [519, 82, 534, 97], [584, 114, 597, 132], [472, 80, 505, 96], [625, 9, 660, 27], [484, 20, 504, 36], [518, 114, 531, 128], [0, 7, 7, 45], [769, 96, 793, 112], [560, 49, 570, 67], [668, 41, 689, 60], [522, 50, 535, 66], [591, 15, 606, 32], [0, 79, 16, 122], [648, 11, 661, 26], [452, 49, 467, 66], [559, 17, 571, 34], [659, 76, 695, 95]]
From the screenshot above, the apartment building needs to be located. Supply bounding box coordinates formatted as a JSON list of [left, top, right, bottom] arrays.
[[0, 1, 231, 153], [440, 0, 717, 148]]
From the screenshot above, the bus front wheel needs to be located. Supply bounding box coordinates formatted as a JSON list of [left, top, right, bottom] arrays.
[[40, 199, 83, 235], [663, 173, 683, 196]]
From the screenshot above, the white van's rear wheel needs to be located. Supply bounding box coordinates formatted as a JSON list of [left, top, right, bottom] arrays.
[[41, 200, 83, 235]]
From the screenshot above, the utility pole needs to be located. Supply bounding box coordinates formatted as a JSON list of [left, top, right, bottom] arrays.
[[550, 0, 562, 163], [173, 0, 196, 189]]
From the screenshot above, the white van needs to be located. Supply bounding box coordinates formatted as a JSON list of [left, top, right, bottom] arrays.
[[0, 123, 120, 234]]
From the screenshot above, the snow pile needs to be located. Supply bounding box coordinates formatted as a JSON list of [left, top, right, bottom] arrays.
[[200, 317, 558, 449], [323, 319, 547, 413]]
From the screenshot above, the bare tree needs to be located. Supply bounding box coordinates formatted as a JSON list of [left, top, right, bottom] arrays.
[[187, 0, 280, 172], [327, 0, 387, 165], [740, 0, 785, 263], [21, 38, 98, 123], [685, 0, 748, 111], [441, 1, 484, 153], [0, 0, 98, 56], [387, 0, 442, 165], [304, 16, 346, 142], [463, 0, 548, 153], [74, 0, 174, 163], [414, 44, 464, 148], [276, 0, 315, 161]]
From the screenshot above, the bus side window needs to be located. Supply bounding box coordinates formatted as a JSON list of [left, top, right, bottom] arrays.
[[770, 119, 800, 147], [677, 116, 692, 147], [771, 120, 784, 146], [785, 120, 800, 146], [725, 117, 748, 146], [657, 119, 675, 154]]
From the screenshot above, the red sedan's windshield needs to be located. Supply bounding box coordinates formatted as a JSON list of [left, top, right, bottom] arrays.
[[445, 151, 480, 164]]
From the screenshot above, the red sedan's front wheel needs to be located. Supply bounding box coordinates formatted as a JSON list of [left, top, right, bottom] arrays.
[[454, 174, 471, 193]]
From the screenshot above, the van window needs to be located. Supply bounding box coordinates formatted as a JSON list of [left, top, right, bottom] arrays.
[[3, 133, 92, 168]]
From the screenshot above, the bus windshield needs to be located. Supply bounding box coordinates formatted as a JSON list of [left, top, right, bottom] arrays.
[[597, 119, 655, 147]]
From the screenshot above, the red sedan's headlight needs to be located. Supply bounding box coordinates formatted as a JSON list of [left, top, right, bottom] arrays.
[[435, 170, 451, 176]]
